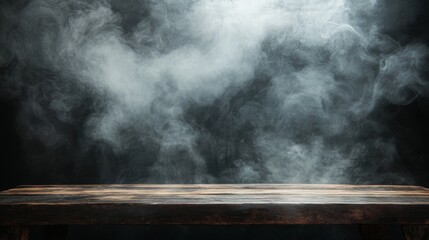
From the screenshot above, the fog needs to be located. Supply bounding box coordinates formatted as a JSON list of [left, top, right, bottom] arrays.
[[0, 0, 428, 184]]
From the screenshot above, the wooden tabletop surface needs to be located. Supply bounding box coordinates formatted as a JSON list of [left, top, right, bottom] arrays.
[[1, 184, 429, 225]]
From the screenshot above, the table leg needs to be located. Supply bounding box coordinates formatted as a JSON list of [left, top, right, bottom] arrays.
[[402, 225, 429, 240], [359, 224, 387, 240], [0, 227, 28, 240]]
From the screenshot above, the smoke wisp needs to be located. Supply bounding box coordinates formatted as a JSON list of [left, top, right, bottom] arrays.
[[0, 0, 428, 183]]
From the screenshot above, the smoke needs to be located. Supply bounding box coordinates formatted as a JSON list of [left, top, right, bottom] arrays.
[[0, 0, 427, 183]]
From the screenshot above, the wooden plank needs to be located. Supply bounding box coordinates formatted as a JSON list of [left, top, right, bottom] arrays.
[[0, 184, 429, 225]]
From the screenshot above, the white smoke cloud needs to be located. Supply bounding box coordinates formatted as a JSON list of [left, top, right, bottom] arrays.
[[0, 0, 427, 183]]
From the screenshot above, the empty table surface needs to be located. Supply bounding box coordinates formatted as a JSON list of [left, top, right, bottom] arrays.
[[1, 184, 429, 225]]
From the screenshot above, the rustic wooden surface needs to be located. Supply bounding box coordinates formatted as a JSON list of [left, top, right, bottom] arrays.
[[1, 184, 429, 225]]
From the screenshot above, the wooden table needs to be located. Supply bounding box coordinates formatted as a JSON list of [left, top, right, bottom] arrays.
[[0, 184, 428, 240]]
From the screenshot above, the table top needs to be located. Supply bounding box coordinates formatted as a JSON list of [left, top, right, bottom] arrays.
[[1, 184, 429, 225]]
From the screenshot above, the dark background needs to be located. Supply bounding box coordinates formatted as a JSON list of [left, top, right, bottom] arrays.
[[1, 0, 429, 239]]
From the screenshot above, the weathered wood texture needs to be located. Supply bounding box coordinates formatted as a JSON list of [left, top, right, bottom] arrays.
[[1, 184, 429, 225]]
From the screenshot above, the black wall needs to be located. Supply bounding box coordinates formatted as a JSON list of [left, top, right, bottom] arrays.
[[1, 0, 429, 239]]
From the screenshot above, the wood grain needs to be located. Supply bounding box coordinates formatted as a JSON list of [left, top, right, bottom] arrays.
[[1, 184, 429, 225]]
